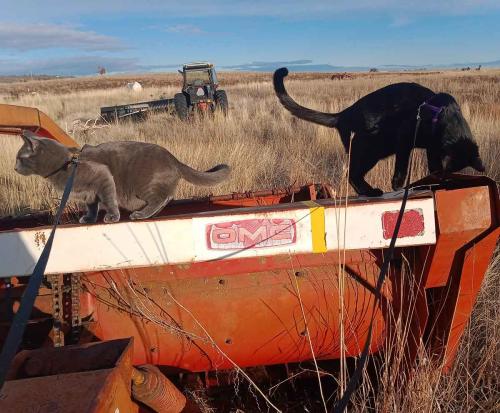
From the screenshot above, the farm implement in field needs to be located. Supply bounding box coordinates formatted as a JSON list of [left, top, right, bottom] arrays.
[[0, 104, 498, 412], [100, 62, 228, 122]]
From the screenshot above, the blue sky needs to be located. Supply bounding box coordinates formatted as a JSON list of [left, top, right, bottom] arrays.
[[1, 0, 499, 75]]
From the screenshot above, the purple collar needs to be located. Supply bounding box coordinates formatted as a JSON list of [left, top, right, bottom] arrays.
[[419, 100, 445, 134], [422, 102, 444, 124]]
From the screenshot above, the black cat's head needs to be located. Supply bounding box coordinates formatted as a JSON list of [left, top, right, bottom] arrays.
[[430, 93, 485, 173], [15, 131, 70, 177], [442, 138, 485, 173]]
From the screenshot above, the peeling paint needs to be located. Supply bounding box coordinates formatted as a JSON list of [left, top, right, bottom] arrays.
[[34, 231, 47, 249]]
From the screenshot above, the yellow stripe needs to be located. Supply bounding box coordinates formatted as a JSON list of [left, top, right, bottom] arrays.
[[303, 201, 327, 253]]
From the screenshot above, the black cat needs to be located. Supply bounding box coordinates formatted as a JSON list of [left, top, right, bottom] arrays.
[[273, 68, 485, 196]]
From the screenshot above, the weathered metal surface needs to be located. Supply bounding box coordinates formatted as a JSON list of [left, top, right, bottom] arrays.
[[0, 103, 79, 147], [0, 195, 436, 278], [80, 178, 498, 373], [439, 227, 499, 370], [0, 176, 497, 383], [0, 338, 139, 413], [84, 259, 389, 371], [417, 175, 499, 369]]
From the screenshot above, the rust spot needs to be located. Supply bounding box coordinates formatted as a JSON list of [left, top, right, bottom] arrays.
[[34, 231, 47, 248]]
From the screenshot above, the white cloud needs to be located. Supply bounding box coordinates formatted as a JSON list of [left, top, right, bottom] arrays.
[[0, 23, 125, 52], [165, 24, 204, 34]]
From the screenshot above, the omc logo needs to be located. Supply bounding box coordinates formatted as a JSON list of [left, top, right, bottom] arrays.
[[206, 218, 297, 250]]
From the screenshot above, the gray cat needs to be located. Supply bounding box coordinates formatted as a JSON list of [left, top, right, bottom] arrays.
[[15, 131, 230, 223]]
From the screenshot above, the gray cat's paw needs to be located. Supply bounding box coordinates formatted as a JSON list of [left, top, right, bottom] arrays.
[[79, 215, 97, 224], [129, 211, 147, 220], [103, 213, 120, 223]]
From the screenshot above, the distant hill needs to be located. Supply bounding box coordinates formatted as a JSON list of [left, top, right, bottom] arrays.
[[222, 59, 500, 72], [0, 74, 73, 83]]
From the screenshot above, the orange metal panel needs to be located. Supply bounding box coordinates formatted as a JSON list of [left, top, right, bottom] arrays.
[[426, 185, 494, 288], [429, 228, 499, 372], [442, 228, 499, 369], [0, 103, 79, 147], [83, 257, 390, 371], [422, 180, 499, 370]]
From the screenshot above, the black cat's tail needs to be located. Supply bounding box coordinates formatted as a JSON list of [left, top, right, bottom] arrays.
[[178, 163, 231, 186], [273, 67, 339, 128]]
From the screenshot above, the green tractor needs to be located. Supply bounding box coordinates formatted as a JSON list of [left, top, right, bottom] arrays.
[[174, 62, 228, 120]]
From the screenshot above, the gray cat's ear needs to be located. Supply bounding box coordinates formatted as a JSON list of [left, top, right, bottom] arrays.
[[471, 156, 485, 172], [21, 130, 39, 150]]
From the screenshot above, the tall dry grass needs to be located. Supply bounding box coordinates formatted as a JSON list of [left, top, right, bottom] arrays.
[[1, 70, 499, 217], [0, 70, 498, 411]]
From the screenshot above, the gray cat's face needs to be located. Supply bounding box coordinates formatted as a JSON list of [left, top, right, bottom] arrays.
[[15, 132, 70, 177]]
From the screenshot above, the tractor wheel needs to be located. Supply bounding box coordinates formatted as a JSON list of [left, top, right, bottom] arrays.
[[214, 90, 228, 115], [174, 93, 189, 120]]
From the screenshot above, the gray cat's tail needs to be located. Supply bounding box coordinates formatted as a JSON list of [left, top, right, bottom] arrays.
[[273, 67, 339, 128], [178, 163, 231, 186]]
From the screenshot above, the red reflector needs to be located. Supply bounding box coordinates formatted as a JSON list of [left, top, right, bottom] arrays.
[[382, 208, 424, 240]]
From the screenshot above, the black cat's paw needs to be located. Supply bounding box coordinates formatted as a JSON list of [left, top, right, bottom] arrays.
[[365, 188, 384, 197], [79, 214, 97, 224], [103, 212, 120, 223], [391, 174, 405, 191]]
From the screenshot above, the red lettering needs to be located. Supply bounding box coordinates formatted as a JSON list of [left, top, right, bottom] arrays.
[[268, 223, 292, 240], [206, 218, 297, 250], [211, 227, 237, 244], [238, 226, 267, 247]]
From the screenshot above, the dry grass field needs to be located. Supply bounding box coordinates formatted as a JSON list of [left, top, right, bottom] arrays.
[[0, 70, 498, 411]]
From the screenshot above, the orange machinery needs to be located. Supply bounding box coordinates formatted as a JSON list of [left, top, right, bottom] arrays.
[[0, 104, 498, 412]]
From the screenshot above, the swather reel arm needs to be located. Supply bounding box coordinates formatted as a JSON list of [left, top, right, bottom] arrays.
[[0, 103, 79, 148]]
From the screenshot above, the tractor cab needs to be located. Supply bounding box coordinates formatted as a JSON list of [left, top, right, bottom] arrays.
[[179, 62, 218, 105], [181, 62, 218, 88]]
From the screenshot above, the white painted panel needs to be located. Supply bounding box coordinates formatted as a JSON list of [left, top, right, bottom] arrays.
[[0, 196, 436, 278], [324, 198, 436, 250], [0, 219, 193, 278]]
